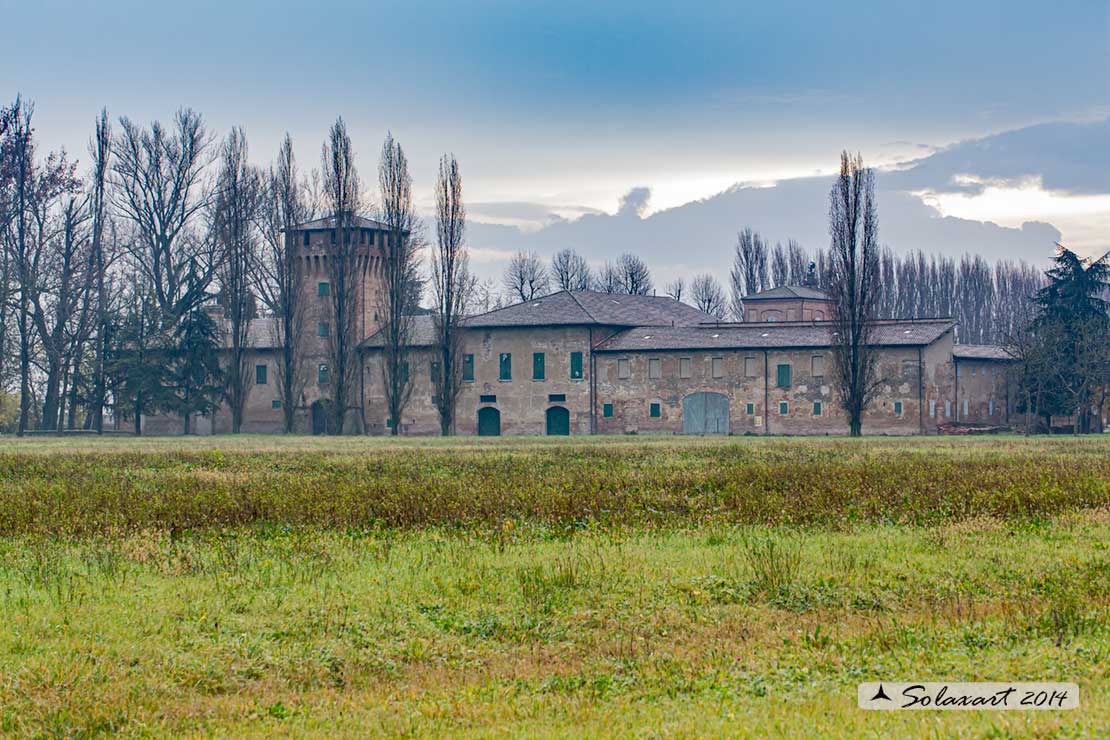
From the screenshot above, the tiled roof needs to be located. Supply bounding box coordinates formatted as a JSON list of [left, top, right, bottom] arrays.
[[953, 344, 1014, 361], [594, 319, 954, 352], [361, 314, 438, 348], [465, 290, 714, 329], [742, 285, 829, 301], [293, 214, 390, 231]]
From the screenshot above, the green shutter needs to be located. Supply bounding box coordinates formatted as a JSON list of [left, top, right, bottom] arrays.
[[649, 402, 661, 418], [776, 364, 792, 388], [317, 321, 328, 337], [317, 281, 330, 297], [779, 401, 788, 415], [570, 352, 583, 379], [271, 399, 281, 409], [255, 364, 267, 385], [746, 402, 755, 415], [533, 352, 545, 380], [462, 354, 474, 382], [318, 364, 329, 384], [603, 403, 613, 418], [499, 353, 512, 381], [813, 402, 822, 416], [894, 401, 903, 416]]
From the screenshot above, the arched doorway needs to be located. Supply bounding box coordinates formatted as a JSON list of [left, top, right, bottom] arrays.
[[311, 400, 334, 435], [682, 392, 729, 434], [477, 407, 501, 436], [545, 406, 570, 435]]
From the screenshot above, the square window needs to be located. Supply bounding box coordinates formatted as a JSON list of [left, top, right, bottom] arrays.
[[603, 403, 613, 418], [271, 399, 281, 409], [317, 281, 330, 297], [776, 364, 792, 388], [744, 356, 757, 377], [894, 401, 903, 416], [746, 402, 755, 415], [317, 321, 329, 337], [617, 358, 630, 379], [712, 357, 724, 379], [533, 352, 545, 380], [462, 354, 474, 382], [680, 357, 692, 378], [649, 357, 661, 379], [255, 364, 267, 385], [548, 393, 566, 402], [480, 394, 496, 403], [811, 355, 824, 376], [812, 401, 822, 416], [499, 353, 512, 381], [317, 363, 330, 384], [570, 352, 583, 379], [779, 401, 788, 415], [649, 402, 661, 418]]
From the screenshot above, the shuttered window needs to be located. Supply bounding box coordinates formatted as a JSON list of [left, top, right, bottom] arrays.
[[462, 354, 474, 382], [499, 353, 512, 381], [776, 364, 792, 388], [255, 364, 267, 385], [533, 352, 545, 380], [570, 352, 583, 379]]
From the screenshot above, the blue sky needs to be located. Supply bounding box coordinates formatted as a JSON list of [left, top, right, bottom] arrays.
[[4, 1, 1109, 279]]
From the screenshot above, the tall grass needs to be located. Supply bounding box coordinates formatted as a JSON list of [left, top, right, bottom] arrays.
[[0, 436, 1106, 535]]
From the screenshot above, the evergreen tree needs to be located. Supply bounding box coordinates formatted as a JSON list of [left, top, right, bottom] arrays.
[[108, 282, 174, 435], [170, 306, 224, 434]]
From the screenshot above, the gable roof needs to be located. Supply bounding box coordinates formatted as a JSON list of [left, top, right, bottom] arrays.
[[953, 344, 1014, 361], [361, 314, 438, 349], [465, 290, 714, 329], [594, 319, 954, 352], [742, 285, 829, 301], [293, 214, 390, 231]]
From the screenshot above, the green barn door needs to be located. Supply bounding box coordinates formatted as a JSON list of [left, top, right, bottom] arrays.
[[545, 406, 570, 435], [477, 407, 501, 436]]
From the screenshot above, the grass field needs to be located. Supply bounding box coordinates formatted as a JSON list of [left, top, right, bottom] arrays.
[[0, 435, 1106, 736]]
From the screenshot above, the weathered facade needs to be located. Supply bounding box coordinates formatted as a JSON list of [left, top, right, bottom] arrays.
[[143, 222, 1023, 436]]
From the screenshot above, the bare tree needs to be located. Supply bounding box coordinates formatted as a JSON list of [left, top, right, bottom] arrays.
[[87, 109, 113, 433], [617, 252, 652, 295], [377, 131, 422, 436], [771, 242, 788, 287], [730, 227, 769, 319], [211, 127, 262, 433], [321, 118, 363, 435], [690, 273, 727, 318], [828, 151, 881, 437], [257, 134, 311, 433], [502, 250, 549, 301], [551, 248, 591, 291], [786, 239, 808, 285], [430, 154, 471, 435], [665, 277, 685, 302], [111, 109, 215, 323], [597, 260, 621, 294]]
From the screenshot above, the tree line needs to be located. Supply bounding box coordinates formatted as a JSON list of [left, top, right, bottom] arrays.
[[0, 96, 468, 435]]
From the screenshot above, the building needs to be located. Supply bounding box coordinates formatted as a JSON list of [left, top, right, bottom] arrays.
[[144, 222, 1021, 436]]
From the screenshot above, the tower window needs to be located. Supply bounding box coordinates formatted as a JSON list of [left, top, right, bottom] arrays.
[[255, 364, 267, 385], [317, 321, 329, 337], [317, 281, 330, 297], [317, 363, 330, 384]]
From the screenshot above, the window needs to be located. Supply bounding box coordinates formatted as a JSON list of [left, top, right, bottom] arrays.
[[813, 402, 822, 416], [746, 402, 755, 415], [401, 362, 409, 385], [962, 399, 969, 416], [712, 357, 724, 379], [499, 353, 512, 381], [956, 365, 962, 378], [649, 402, 661, 418], [548, 393, 566, 403], [649, 357, 661, 379], [894, 401, 903, 416], [971, 367, 977, 377], [944, 399, 951, 418], [776, 363, 792, 388], [303, 231, 310, 247], [618, 358, 630, 379], [744, 356, 757, 377], [811, 355, 825, 377], [480, 394, 496, 403], [570, 352, 583, 379], [462, 354, 474, 382], [317, 321, 329, 337], [318, 363, 330, 384], [533, 352, 545, 380], [317, 281, 330, 297], [779, 401, 789, 415], [271, 399, 281, 409], [988, 399, 995, 416], [603, 403, 613, 418], [255, 364, 267, 385], [929, 399, 936, 418], [329, 229, 336, 245], [430, 360, 441, 384], [680, 357, 692, 378], [360, 229, 366, 245]]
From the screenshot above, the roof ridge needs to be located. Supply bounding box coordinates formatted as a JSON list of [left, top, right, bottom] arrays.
[[566, 290, 600, 323]]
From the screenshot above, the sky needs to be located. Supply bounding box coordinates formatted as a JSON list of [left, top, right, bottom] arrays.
[[4, 0, 1110, 285]]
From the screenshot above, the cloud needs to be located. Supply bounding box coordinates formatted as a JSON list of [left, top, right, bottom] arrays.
[[616, 187, 652, 218], [889, 118, 1110, 196]]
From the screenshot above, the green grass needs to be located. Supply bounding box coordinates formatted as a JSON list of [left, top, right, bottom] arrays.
[[0, 435, 1106, 736]]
